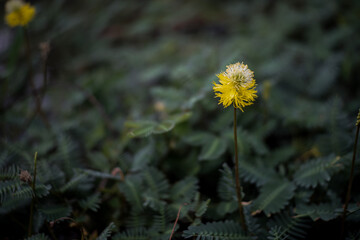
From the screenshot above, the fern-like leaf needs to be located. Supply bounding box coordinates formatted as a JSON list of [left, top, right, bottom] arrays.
[[216, 201, 238, 217], [97, 222, 116, 240], [113, 227, 149, 240], [295, 203, 341, 221], [252, 179, 296, 215], [125, 210, 147, 229], [80, 168, 122, 180], [1, 182, 49, 202], [182, 220, 252, 240], [142, 167, 170, 209], [267, 226, 288, 240], [244, 206, 264, 236], [79, 192, 101, 212], [59, 173, 87, 193], [183, 132, 214, 146], [54, 135, 77, 177], [126, 120, 175, 138], [39, 204, 72, 221], [293, 155, 342, 188], [170, 176, 198, 203], [120, 175, 144, 213], [218, 164, 236, 201], [199, 136, 227, 161], [0, 180, 22, 202], [25, 233, 51, 240], [35, 184, 52, 198], [195, 199, 211, 218], [0, 165, 20, 180], [240, 159, 280, 187], [149, 205, 173, 237], [11, 185, 34, 200], [268, 214, 310, 240]]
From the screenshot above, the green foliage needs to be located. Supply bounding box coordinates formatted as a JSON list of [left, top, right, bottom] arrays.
[[126, 120, 175, 138], [125, 211, 147, 229], [218, 163, 236, 202], [185, 132, 228, 161], [143, 167, 170, 200], [25, 233, 51, 240], [1, 0, 360, 238], [195, 199, 211, 218], [11, 184, 34, 200], [0, 165, 20, 180], [346, 230, 360, 240], [59, 173, 88, 193], [268, 214, 310, 240], [113, 228, 149, 240], [34, 184, 52, 198], [252, 180, 296, 215], [150, 206, 171, 234], [0, 180, 22, 202], [240, 159, 280, 187], [170, 176, 199, 203], [199, 136, 227, 161], [79, 192, 101, 212], [293, 155, 342, 188], [182, 221, 252, 240], [267, 226, 288, 240], [126, 112, 190, 138], [97, 222, 117, 240], [79, 168, 122, 180], [184, 132, 214, 146], [119, 175, 144, 213], [38, 204, 72, 221], [295, 203, 341, 221]]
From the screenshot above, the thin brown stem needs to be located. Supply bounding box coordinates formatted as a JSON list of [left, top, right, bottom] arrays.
[[73, 83, 116, 133], [40, 54, 48, 103], [341, 114, 360, 239], [24, 28, 50, 129], [169, 203, 187, 240], [28, 152, 38, 237], [234, 107, 248, 233]]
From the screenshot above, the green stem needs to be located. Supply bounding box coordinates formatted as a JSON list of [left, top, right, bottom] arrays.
[[28, 152, 38, 237], [341, 113, 360, 239], [234, 107, 248, 233]]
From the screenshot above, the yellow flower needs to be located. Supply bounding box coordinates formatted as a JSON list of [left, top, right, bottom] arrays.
[[5, 0, 35, 27], [213, 62, 257, 111]]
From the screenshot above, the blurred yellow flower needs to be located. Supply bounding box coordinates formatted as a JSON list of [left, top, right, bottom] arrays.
[[213, 62, 257, 111], [262, 80, 271, 101], [5, 0, 35, 27]]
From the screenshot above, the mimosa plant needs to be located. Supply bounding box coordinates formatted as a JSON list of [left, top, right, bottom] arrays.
[[213, 62, 257, 233]]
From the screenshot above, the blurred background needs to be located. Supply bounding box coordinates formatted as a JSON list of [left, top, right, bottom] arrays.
[[1, 0, 360, 239], [1, 0, 359, 138]]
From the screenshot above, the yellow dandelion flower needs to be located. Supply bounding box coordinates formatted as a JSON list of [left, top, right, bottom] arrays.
[[213, 62, 257, 111], [5, 0, 36, 27]]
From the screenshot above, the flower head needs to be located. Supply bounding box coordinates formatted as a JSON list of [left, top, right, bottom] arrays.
[[213, 62, 257, 111], [5, 0, 36, 27]]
